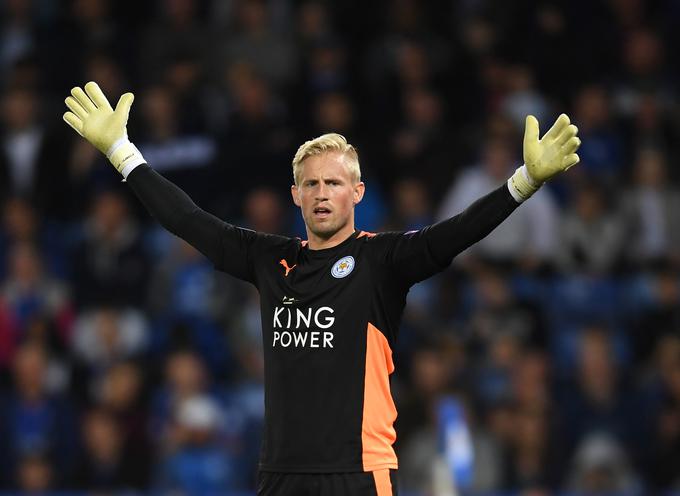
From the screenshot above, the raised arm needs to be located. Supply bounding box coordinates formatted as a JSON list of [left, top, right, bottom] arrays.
[[63, 81, 257, 282], [426, 182, 519, 264], [430, 113, 581, 262], [125, 164, 233, 266], [378, 114, 581, 284]]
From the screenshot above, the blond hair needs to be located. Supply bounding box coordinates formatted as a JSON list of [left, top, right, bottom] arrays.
[[292, 133, 360, 186]]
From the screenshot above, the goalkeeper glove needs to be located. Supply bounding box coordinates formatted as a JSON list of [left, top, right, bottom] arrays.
[[63, 81, 145, 178], [508, 113, 581, 202]]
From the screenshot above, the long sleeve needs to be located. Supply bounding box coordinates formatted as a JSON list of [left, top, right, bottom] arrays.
[[125, 164, 264, 283], [370, 183, 520, 285], [426, 183, 520, 265]]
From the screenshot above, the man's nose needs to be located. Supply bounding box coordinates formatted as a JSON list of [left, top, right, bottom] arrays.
[[315, 183, 328, 200]]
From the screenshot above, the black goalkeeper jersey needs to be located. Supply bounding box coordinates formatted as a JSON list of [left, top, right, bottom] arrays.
[[126, 164, 520, 473]]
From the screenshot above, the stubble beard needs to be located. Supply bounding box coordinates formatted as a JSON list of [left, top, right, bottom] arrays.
[[306, 212, 347, 240]]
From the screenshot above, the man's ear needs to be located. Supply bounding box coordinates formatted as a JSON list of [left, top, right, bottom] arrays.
[[291, 184, 301, 207], [353, 181, 365, 205]]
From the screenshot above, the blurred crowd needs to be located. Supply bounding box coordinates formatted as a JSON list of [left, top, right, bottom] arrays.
[[1, 0, 680, 494]]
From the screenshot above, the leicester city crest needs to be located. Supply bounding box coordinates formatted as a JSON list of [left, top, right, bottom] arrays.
[[331, 256, 355, 278]]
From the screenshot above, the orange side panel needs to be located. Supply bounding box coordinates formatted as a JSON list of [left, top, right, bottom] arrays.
[[372, 469, 393, 496], [362, 323, 398, 471]]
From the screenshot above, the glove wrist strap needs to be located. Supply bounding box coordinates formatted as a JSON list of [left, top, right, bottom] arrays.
[[508, 164, 541, 202], [107, 138, 146, 178]]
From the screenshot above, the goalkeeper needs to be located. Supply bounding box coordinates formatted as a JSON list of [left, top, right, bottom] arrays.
[[63, 82, 580, 496]]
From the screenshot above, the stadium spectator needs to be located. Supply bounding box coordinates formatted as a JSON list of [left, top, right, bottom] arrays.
[[148, 236, 222, 317], [571, 85, 624, 186], [221, 340, 266, 487], [0, 342, 76, 485], [648, 356, 680, 489], [501, 65, 551, 130], [74, 408, 148, 490], [136, 83, 218, 205], [615, 28, 671, 118], [0, 242, 72, 356], [216, 0, 298, 88], [154, 394, 237, 493], [0, 0, 37, 73], [146, 236, 230, 376], [557, 328, 638, 460], [71, 189, 149, 309], [150, 349, 221, 447], [15, 452, 54, 494], [296, 1, 333, 51], [0, 196, 67, 278], [141, 0, 209, 85], [95, 362, 151, 467], [0, 87, 74, 218], [397, 343, 456, 495], [511, 351, 551, 414], [71, 307, 148, 376], [558, 182, 626, 274], [304, 41, 348, 96], [567, 433, 641, 494], [504, 407, 559, 490], [620, 89, 680, 167], [621, 147, 680, 267], [217, 66, 293, 200], [385, 176, 433, 231]]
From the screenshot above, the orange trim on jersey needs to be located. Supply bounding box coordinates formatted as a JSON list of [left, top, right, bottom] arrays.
[[372, 469, 393, 496], [357, 231, 377, 238], [362, 323, 398, 471], [301, 240, 308, 247]]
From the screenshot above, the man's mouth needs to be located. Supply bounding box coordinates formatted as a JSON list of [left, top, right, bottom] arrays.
[[313, 207, 331, 219]]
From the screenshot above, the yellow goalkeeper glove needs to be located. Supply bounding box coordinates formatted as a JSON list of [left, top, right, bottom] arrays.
[[508, 113, 581, 202], [63, 81, 145, 177]]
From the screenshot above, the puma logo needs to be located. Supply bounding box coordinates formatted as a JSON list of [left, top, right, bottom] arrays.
[[279, 259, 296, 277]]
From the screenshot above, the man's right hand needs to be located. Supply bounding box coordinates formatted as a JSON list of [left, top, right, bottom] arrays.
[[63, 81, 145, 177]]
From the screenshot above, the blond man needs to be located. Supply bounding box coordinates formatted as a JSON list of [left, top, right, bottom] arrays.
[[64, 82, 580, 496]]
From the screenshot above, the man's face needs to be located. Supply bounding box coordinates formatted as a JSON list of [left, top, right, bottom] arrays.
[[291, 151, 364, 240]]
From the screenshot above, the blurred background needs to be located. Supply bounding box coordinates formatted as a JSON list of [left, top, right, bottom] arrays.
[[0, 0, 679, 494]]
